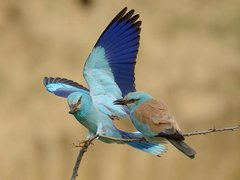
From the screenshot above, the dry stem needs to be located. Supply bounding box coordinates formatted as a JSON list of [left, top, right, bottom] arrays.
[[70, 124, 239, 179]]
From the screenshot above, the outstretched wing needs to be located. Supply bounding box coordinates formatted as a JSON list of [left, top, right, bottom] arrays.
[[43, 77, 89, 98], [83, 7, 141, 118]]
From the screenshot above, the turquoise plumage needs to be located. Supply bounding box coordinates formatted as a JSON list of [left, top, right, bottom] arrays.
[[44, 7, 141, 119], [114, 91, 196, 159], [43, 8, 167, 156], [67, 92, 167, 155]]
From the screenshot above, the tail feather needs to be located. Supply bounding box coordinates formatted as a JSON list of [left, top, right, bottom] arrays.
[[168, 139, 196, 159], [118, 130, 167, 156], [126, 141, 167, 156]]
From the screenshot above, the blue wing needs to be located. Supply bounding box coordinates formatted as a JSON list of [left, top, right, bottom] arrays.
[[83, 8, 141, 118], [84, 7, 140, 97], [94, 7, 140, 96], [43, 77, 89, 98]]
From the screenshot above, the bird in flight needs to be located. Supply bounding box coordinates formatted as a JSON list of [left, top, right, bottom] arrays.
[[43, 7, 167, 156]]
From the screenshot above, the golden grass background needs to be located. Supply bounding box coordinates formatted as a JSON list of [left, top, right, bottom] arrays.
[[1, 0, 240, 179]]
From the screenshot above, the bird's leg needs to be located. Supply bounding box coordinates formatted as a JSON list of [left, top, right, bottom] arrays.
[[75, 140, 94, 147], [73, 132, 96, 147], [74, 140, 94, 148]]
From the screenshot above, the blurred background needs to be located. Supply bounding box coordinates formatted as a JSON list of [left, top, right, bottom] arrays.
[[1, 0, 240, 179]]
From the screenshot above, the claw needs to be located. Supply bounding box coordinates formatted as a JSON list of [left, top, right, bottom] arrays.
[[72, 139, 94, 147], [109, 115, 120, 120]]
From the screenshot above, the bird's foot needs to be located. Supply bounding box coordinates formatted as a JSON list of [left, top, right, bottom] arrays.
[[72, 139, 94, 148], [109, 115, 120, 120]]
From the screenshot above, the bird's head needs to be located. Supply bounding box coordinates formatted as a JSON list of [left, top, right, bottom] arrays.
[[114, 91, 152, 109], [67, 92, 83, 115]]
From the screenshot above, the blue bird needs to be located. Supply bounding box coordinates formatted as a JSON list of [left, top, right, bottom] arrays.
[[43, 8, 167, 156], [114, 91, 196, 159], [44, 7, 141, 119], [66, 91, 167, 155]]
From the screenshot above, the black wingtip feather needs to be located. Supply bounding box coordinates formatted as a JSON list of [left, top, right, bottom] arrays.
[[110, 7, 128, 26], [94, 7, 141, 47], [43, 77, 47, 86], [122, 9, 135, 22], [128, 14, 140, 24], [43, 77, 89, 91], [118, 7, 128, 18]]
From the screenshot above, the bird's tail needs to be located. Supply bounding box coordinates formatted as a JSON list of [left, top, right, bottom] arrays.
[[118, 130, 167, 156], [168, 139, 196, 159]]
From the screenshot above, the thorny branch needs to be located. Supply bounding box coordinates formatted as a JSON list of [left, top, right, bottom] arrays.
[[70, 124, 239, 179]]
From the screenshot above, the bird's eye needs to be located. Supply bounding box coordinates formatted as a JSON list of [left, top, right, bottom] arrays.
[[129, 99, 136, 103]]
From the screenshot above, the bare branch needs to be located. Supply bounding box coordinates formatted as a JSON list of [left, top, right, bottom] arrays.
[[70, 134, 145, 180], [97, 124, 240, 142], [70, 124, 240, 179], [99, 135, 145, 142], [183, 124, 240, 137], [71, 134, 99, 180]]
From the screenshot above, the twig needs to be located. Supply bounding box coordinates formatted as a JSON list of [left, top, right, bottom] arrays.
[[99, 124, 240, 141], [70, 124, 240, 179], [70, 134, 144, 180], [99, 135, 145, 142], [70, 134, 99, 180], [183, 124, 240, 137]]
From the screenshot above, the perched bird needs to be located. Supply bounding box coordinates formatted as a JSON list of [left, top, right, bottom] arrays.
[[114, 91, 196, 159], [43, 8, 167, 156], [66, 91, 167, 155]]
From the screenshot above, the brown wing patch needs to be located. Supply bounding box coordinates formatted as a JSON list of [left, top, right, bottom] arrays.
[[134, 99, 181, 134]]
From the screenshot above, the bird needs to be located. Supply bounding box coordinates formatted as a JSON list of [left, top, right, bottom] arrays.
[[44, 7, 140, 119], [114, 91, 196, 159], [66, 91, 167, 155], [43, 7, 167, 156]]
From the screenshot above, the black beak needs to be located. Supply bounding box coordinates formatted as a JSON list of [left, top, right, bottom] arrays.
[[114, 98, 127, 105], [68, 104, 77, 115], [69, 110, 74, 115]]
